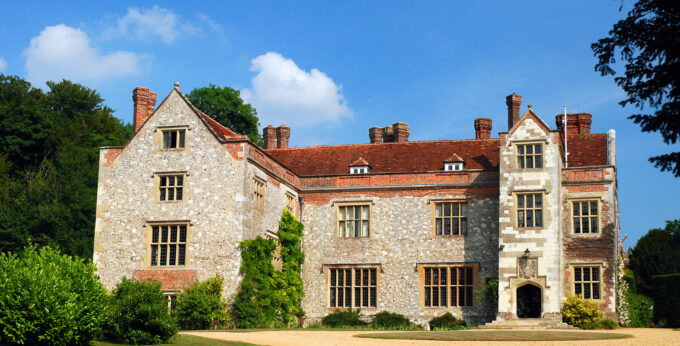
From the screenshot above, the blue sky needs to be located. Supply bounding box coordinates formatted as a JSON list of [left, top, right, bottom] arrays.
[[0, 1, 677, 247]]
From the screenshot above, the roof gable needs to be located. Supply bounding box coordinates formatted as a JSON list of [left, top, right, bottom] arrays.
[[508, 109, 552, 138]]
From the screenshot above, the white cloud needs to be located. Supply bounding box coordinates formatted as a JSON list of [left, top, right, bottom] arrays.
[[242, 52, 351, 127], [0, 57, 6, 72], [24, 24, 144, 86], [107, 5, 199, 43]]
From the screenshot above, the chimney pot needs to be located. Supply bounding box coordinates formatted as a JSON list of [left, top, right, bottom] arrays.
[[474, 117, 493, 139], [132, 87, 157, 134], [276, 124, 290, 149], [392, 122, 410, 142], [506, 93, 522, 130], [263, 125, 277, 149], [369, 126, 383, 143]]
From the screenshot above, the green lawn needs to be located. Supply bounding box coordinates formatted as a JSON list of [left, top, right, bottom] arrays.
[[355, 330, 633, 341], [92, 334, 257, 346]]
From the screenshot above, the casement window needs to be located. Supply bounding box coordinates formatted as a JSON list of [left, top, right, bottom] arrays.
[[329, 267, 377, 308], [150, 224, 187, 267], [338, 205, 370, 238], [422, 266, 474, 307], [286, 193, 295, 212], [574, 266, 601, 300], [444, 162, 464, 171], [350, 166, 369, 174], [573, 200, 599, 234], [253, 178, 265, 210], [159, 174, 184, 202], [162, 129, 186, 149], [435, 202, 468, 235], [517, 193, 543, 228], [517, 143, 543, 169]]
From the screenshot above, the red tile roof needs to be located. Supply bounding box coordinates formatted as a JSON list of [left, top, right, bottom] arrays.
[[132, 270, 198, 290], [566, 133, 608, 167], [197, 111, 246, 141], [267, 139, 500, 176]]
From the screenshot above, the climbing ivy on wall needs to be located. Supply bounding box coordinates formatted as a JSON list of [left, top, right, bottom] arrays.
[[232, 209, 305, 328]]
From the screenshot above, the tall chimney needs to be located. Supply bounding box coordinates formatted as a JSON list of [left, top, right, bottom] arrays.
[[393, 122, 410, 142], [555, 113, 592, 135], [263, 125, 276, 149], [474, 118, 493, 139], [506, 93, 522, 130], [382, 126, 394, 143], [369, 126, 383, 143], [276, 124, 290, 149], [132, 87, 157, 134]]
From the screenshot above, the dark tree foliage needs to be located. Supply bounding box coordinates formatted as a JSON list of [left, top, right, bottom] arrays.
[[628, 219, 680, 296], [592, 0, 680, 176], [187, 84, 264, 146], [0, 75, 130, 259]]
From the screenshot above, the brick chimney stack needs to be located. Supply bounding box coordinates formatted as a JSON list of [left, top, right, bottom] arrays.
[[132, 87, 157, 134], [555, 113, 592, 135], [276, 125, 290, 149], [263, 125, 277, 149], [393, 122, 410, 142], [506, 93, 522, 130], [382, 126, 394, 142], [474, 117, 493, 139], [369, 127, 383, 143]]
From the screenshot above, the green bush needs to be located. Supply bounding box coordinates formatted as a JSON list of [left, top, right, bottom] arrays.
[[561, 294, 605, 329], [174, 275, 230, 330], [428, 312, 466, 330], [321, 309, 367, 328], [627, 292, 653, 327], [0, 245, 108, 345], [371, 311, 414, 330], [104, 278, 177, 344], [599, 318, 619, 329], [651, 273, 680, 327]]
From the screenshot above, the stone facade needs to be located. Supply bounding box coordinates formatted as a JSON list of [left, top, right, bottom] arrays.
[[94, 85, 619, 326]]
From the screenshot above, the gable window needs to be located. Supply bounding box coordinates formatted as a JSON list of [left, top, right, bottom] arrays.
[[338, 205, 370, 238], [517, 143, 543, 169], [422, 266, 474, 307], [435, 202, 467, 235], [162, 129, 186, 149], [159, 174, 184, 202], [444, 162, 464, 171], [517, 193, 543, 228], [573, 200, 599, 234], [329, 267, 377, 308], [574, 266, 601, 300], [350, 166, 369, 174], [285, 192, 295, 212], [253, 178, 265, 210], [150, 224, 187, 267]]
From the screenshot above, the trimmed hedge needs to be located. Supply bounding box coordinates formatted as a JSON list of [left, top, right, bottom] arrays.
[[371, 311, 414, 329], [651, 273, 680, 327], [321, 309, 367, 328], [429, 313, 466, 330], [561, 294, 604, 329]]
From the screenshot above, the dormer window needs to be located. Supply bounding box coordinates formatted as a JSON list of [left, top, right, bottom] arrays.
[[444, 162, 464, 171], [350, 166, 369, 174]]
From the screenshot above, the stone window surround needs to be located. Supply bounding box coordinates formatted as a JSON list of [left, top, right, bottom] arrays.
[[416, 262, 480, 309], [334, 200, 373, 239], [154, 171, 188, 203], [253, 177, 266, 211], [568, 262, 605, 302], [155, 125, 190, 151], [142, 220, 192, 270], [323, 263, 382, 310], [429, 199, 469, 237], [515, 192, 545, 229], [568, 196, 604, 237], [162, 289, 180, 311], [285, 192, 296, 213], [509, 139, 547, 170]]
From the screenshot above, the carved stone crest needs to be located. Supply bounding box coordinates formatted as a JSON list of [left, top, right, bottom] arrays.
[[518, 257, 538, 279]]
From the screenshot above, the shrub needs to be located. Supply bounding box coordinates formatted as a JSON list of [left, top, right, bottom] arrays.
[[599, 318, 619, 329], [174, 275, 230, 330], [651, 273, 680, 327], [561, 294, 604, 329], [104, 278, 177, 344], [428, 312, 466, 330], [371, 311, 414, 330], [0, 245, 108, 346], [321, 309, 367, 328], [627, 292, 653, 327]]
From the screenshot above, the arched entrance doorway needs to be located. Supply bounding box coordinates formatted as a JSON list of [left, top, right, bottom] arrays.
[[517, 284, 541, 318]]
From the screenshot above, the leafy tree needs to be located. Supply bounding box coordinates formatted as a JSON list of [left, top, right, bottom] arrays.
[[174, 274, 230, 329], [592, 1, 680, 176], [187, 84, 263, 146], [628, 219, 680, 296]]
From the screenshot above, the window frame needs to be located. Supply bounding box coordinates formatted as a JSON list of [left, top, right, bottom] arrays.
[[419, 264, 477, 308], [571, 199, 600, 235], [350, 166, 369, 174], [327, 266, 379, 309], [571, 264, 603, 301], [336, 203, 371, 238], [253, 177, 266, 211], [160, 127, 187, 150], [516, 193, 544, 229], [516, 142, 544, 169], [444, 162, 464, 171], [432, 200, 468, 236], [147, 222, 189, 268], [285, 192, 296, 213], [157, 173, 185, 203]]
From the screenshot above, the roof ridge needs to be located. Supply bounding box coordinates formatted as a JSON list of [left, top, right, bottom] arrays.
[[271, 138, 501, 151]]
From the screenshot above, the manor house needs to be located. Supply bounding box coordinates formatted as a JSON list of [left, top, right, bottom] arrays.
[[93, 83, 619, 326]]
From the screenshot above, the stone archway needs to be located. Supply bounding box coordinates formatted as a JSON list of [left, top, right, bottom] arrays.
[[516, 284, 541, 318]]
